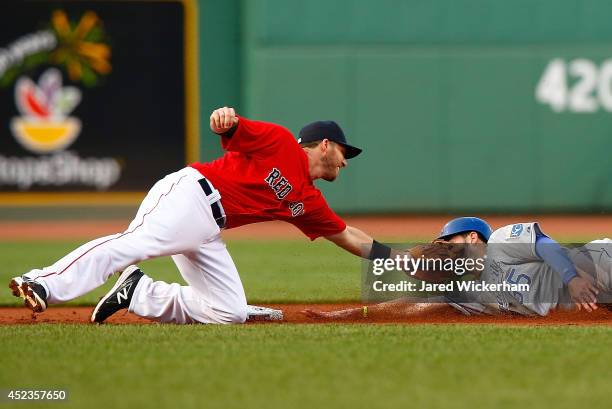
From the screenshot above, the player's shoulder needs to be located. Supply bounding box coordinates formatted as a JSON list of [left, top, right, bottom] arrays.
[[489, 222, 540, 244], [257, 119, 296, 140], [240, 117, 298, 143], [270, 123, 302, 150]]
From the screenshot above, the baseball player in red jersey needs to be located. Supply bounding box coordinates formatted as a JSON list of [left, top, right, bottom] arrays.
[[10, 107, 391, 324]]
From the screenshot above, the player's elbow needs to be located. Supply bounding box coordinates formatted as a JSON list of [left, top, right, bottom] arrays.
[[325, 228, 350, 248], [325, 228, 368, 258]]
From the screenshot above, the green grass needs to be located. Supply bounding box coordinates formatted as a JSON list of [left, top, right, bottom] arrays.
[[1, 239, 609, 409], [0, 324, 610, 409], [0, 239, 360, 305]]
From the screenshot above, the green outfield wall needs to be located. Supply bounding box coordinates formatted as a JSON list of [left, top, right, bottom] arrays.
[[199, 0, 612, 213]]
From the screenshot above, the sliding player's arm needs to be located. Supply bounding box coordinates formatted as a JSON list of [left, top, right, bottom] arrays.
[[302, 298, 450, 320]]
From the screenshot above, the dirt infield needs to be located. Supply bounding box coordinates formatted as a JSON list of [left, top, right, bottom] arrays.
[[1, 304, 611, 326], [1, 214, 611, 240]]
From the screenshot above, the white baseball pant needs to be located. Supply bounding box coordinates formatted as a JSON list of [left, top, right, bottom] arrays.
[[23, 167, 247, 324]]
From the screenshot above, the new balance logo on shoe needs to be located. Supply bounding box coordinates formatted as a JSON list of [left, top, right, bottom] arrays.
[[91, 266, 143, 323], [116, 286, 129, 304]]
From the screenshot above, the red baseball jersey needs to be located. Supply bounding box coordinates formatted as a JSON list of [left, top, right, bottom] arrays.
[[190, 116, 347, 240]]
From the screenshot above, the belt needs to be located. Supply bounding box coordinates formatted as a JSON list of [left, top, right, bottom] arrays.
[[198, 178, 226, 229]]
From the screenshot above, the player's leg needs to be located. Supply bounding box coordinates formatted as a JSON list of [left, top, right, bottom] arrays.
[[129, 234, 247, 324], [570, 239, 612, 303], [13, 167, 219, 307], [587, 239, 612, 293]]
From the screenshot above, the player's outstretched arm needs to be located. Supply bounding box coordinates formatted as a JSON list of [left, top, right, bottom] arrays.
[[302, 299, 450, 321], [325, 225, 374, 258]]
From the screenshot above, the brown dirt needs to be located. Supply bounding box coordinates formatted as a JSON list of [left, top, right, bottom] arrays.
[[1, 214, 611, 240], [1, 304, 610, 326]]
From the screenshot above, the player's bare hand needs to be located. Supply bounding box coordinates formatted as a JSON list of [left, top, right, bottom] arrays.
[[210, 106, 238, 134], [301, 309, 353, 320], [575, 301, 599, 313], [568, 276, 599, 312]]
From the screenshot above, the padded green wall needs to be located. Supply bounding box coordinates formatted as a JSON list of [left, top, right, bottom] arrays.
[[202, 0, 612, 212], [198, 0, 241, 162]]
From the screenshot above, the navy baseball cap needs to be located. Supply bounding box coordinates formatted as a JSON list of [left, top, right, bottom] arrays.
[[298, 121, 362, 159]]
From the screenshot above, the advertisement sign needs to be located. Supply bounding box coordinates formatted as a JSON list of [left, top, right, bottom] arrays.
[[0, 0, 198, 205]]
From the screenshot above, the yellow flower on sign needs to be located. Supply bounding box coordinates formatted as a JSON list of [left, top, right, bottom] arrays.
[[50, 10, 111, 84]]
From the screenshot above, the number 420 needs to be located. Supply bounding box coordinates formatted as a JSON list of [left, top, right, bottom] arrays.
[[535, 58, 612, 113]]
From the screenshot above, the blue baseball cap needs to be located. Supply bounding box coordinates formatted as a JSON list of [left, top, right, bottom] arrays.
[[437, 217, 493, 242]]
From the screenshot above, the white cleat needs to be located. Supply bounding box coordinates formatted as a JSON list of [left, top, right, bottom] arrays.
[[246, 305, 284, 321]]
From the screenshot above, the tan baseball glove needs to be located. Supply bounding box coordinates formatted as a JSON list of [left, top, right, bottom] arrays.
[[404, 241, 467, 283]]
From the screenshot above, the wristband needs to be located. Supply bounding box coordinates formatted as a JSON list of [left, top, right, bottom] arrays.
[[220, 124, 238, 138], [369, 240, 392, 260]]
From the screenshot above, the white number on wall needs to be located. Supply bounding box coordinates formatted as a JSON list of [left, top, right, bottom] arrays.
[[568, 59, 598, 112], [597, 60, 612, 111], [536, 58, 612, 113], [536, 59, 567, 112]]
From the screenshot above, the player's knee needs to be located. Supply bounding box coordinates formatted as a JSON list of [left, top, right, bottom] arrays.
[[225, 303, 247, 324], [207, 302, 247, 324]]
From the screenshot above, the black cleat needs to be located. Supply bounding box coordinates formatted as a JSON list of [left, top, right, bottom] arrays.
[[91, 265, 143, 323], [9, 277, 48, 313]]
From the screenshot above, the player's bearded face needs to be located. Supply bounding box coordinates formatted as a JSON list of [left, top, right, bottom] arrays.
[[447, 233, 487, 259], [321, 143, 347, 181]]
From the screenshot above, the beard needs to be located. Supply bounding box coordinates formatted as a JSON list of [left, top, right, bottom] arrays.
[[320, 155, 339, 181], [322, 173, 337, 182]]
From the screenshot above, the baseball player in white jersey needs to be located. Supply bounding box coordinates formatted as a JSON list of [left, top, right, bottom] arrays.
[[304, 217, 611, 320]]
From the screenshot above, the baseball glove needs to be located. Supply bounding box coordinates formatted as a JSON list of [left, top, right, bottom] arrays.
[[405, 241, 467, 283]]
